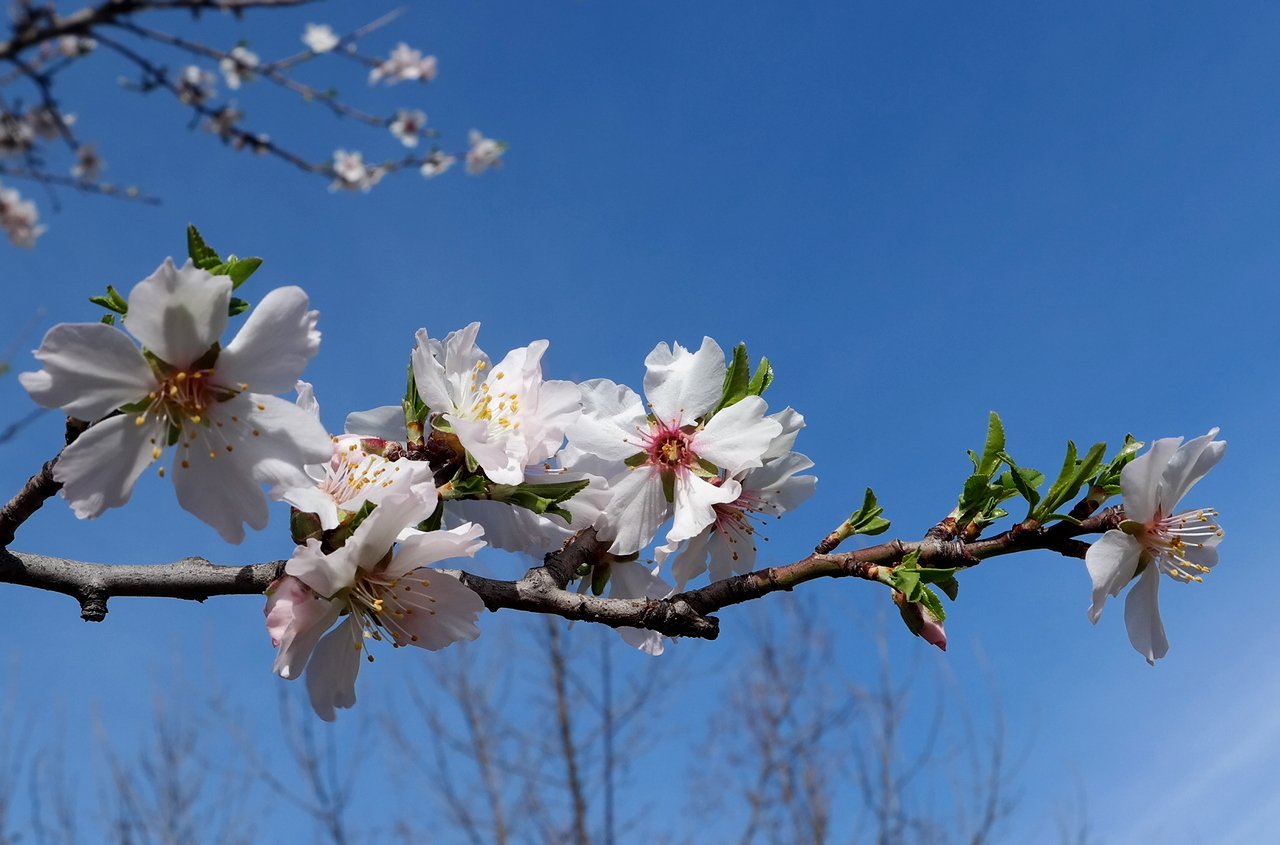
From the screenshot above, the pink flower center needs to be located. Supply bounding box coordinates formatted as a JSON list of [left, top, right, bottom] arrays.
[[1141, 507, 1223, 582], [641, 419, 697, 471]]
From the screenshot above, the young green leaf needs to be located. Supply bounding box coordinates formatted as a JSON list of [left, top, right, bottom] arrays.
[[186, 224, 221, 270], [716, 342, 752, 412], [747, 356, 773, 396]]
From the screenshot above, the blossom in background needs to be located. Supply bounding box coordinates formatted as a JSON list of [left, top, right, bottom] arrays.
[[219, 46, 259, 90], [1085, 428, 1226, 664], [412, 324, 582, 486], [389, 109, 427, 147], [302, 23, 340, 54], [420, 151, 457, 178], [369, 43, 438, 85], [203, 106, 243, 142], [658, 408, 816, 589], [57, 35, 96, 56], [18, 258, 331, 543], [567, 337, 782, 555], [0, 184, 46, 248], [177, 66, 217, 105], [71, 142, 103, 181], [0, 113, 35, 157], [266, 486, 486, 721], [25, 105, 74, 141], [465, 129, 505, 175], [329, 149, 384, 193]]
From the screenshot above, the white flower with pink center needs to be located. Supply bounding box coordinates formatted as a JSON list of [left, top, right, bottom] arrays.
[[567, 337, 782, 555], [19, 258, 331, 543], [329, 149, 384, 193], [465, 129, 505, 175], [389, 109, 427, 147], [1085, 428, 1226, 664], [266, 487, 486, 721]]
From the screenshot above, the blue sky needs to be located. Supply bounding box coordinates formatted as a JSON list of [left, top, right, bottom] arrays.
[[3, 0, 1279, 840]]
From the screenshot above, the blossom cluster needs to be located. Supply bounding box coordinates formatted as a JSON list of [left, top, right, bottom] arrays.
[[0, 182, 45, 248], [14, 234, 1228, 718]]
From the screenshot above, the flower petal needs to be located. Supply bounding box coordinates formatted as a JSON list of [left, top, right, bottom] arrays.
[[170, 425, 271, 545], [1084, 530, 1142, 623], [1123, 564, 1168, 665], [344, 405, 407, 440], [305, 617, 362, 722], [694, 396, 782, 476], [217, 286, 321, 394], [643, 337, 725, 423], [1120, 436, 1182, 524], [392, 568, 485, 649], [567, 379, 649, 462], [1158, 428, 1226, 513], [669, 528, 711, 591], [668, 473, 740, 546], [287, 538, 356, 598], [52, 413, 164, 519], [19, 322, 155, 420], [266, 576, 342, 680], [386, 522, 485, 579], [763, 407, 806, 460], [599, 467, 671, 555], [343, 488, 439, 574], [123, 258, 231, 368]]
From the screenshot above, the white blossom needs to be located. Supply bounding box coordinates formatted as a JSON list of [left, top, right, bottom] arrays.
[[18, 258, 331, 542], [71, 142, 103, 181], [57, 35, 96, 57], [329, 149, 384, 193], [202, 106, 243, 142], [177, 66, 217, 105], [465, 129, 505, 175], [389, 109, 427, 147], [302, 23, 340, 54], [0, 184, 45, 248], [420, 151, 457, 178], [369, 43, 438, 85], [219, 46, 259, 91], [1085, 429, 1226, 664], [24, 106, 73, 141]]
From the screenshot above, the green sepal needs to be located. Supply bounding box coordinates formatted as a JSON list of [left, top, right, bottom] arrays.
[[207, 255, 264, 289], [328, 500, 377, 550], [403, 362, 428, 446], [416, 503, 445, 533], [189, 342, 221, 372], [100, 314, 115, 326], [591, 564, 611, 596], [290, 509, 324, 545], [574, 562, 592, 579], [118, 397, 152, 414], [89, 284, 129, 315], [165, 423, 182, 447], [228, 297, 250, 317], [431, 416, 455, 434], [623, 452, 648, 468], [443, 472, 489, 500], [661, 469, 676, 503], [464, 450, 480, 474], [142, 348, 178, 381], [693, 458, 720, 478], [186, 224, 221, 270], [486, 478, 591, 521]]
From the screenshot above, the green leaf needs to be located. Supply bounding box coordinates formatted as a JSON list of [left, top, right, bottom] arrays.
[[915, 585, 946, 622], [1093, 435, 1144, 497], [227, 297, 250, 317], [747, 356, 773, 396], [997, 453, 1043, 516], [978, 412, 1005, 477], [716, 342, 752, 412], [936, 575, 960, 601], [487, 478, 591, 520], [100, 314, 115, 326], [186, 224, 221, 270], [847, 487, 890, 535], [1036, 440, 1106, 520]]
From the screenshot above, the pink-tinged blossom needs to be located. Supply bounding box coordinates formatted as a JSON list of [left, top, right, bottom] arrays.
[[567, 338, 782, 555], [369, 43, 438, 85], [25, 106, 73, 141], [0, 184, 45, 248], [302, 23, 339, 54], [219, 46, 258, 90], [420, 151, 457, 178], [267, 487, 486, 721], [71, 142, 103, 181], [1085, 429, 1226, 664], [465, 130, 505, 175], [659, 409, 816, 589], [329, 149, 384, 193], [389, 109, 427, 148], [412, 324, 582, 486], [57, 35, 96, 56], [18, 258, 331, 543]]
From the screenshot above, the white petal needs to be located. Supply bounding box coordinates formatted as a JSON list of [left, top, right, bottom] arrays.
[[170, 426, 271, 545], [393, 569, 485, 649], [610, 559, 673, 600], [344, 405, 407, 440], [599, 467, 671, 555], [386, 522, 486, 579], [267, 580, 342, 680], [411, 327, 454, 414], [694, 396, 782, 475], [523, 379, 583, 465], [1084, 530, 1142, 623], [278, 484, 342, 531], [19, 322, 155, 420], [124, 258, 231, 367], [567, 379, 648, 462], [643, 337, 725, 423], [618, 627, 665, 656], [1121, 437, 1182, 524], [763, 407, 805, 459], [217, 286, 321, 394], [742, 451, 817, 514], [52, 414, 163, 519], [287, 538, 356, 598], [443, 498, 572, 555], [669, 529, 711, 591], [448, 414, 523, 484], [305, 617, 362, 721], [711, 527, 751, 579], [668, 473, 740, 546], [294, 380, 320, 418], [1123, 564, 1168, 665], [1158, 429, 1226, 513], [344, 488, 438, 574]]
